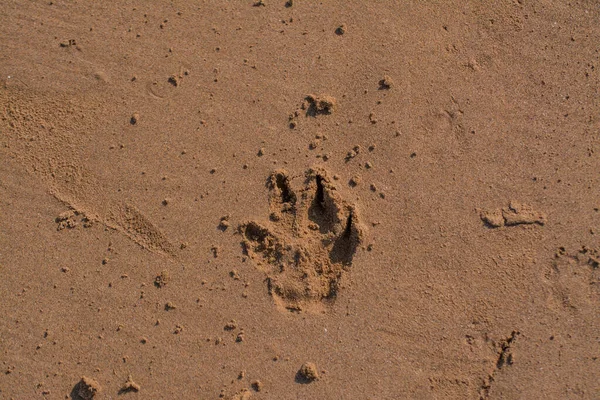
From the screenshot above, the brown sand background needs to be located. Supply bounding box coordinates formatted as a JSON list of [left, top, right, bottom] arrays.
[[1, 1, 599, 399]]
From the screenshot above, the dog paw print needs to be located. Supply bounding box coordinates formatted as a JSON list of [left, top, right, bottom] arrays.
[[239, 167, 364, 312], [545, 246, 600, 312]]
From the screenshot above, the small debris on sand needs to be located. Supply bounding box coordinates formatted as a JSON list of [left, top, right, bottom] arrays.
[[480, 209, 505, 228], [224, 320, 237, 330], [335, 24, 347, 35], [218, 215, 231, 231], [503, 201, 546, 226], [120, 375, 140, 393], [349, 176, 361, 187], [231, 389, 252, 400], [167, 75, 180, 87], [345, 145, 361, 162], [481, 201, 546, 228], [236, 331, 245, 342], [59, 39, 77, 48], [305, 94, 336, 116], [251, 380, 263, 391], [298, 362, 319, 382], [154, 270, 170, 288], [379, 75, 394, 89], [77, 376, 101, 400], [56, 210, 77, 230]]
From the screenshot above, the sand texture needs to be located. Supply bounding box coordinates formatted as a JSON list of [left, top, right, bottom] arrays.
[[1, 1, 599, 399]]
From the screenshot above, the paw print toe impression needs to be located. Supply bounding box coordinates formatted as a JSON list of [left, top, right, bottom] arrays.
[[239, 168, 364, 312]]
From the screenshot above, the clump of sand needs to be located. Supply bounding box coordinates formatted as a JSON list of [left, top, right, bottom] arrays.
[[77, 376, 101, 400], [298, 362, 319, 382]]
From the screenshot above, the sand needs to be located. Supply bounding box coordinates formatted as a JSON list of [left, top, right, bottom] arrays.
[[1, 1, 599, 399]]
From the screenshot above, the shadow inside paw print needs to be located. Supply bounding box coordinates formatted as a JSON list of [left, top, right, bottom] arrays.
[[239, 167, 364, 312]]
